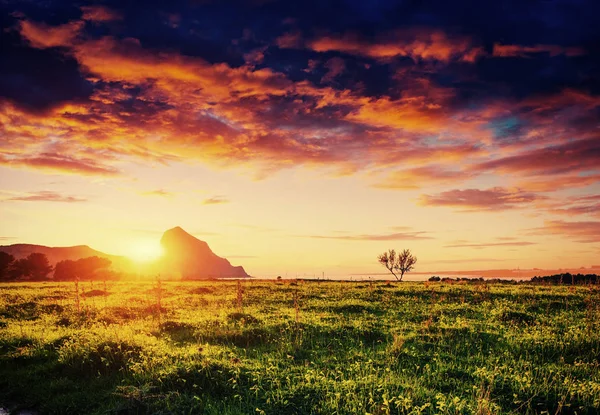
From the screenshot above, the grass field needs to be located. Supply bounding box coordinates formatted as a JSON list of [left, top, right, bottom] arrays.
[[0, 280, 599, 414]]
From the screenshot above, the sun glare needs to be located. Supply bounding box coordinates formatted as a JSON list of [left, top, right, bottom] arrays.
[[128, 240, 164, 262]]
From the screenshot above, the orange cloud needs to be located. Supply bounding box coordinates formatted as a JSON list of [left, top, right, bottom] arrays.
[[80, 6, 122, 23], [304, 29, 484, 63], [4, 15, 598, 225], [18, 20, 84, 49], [493, 43, 585, 58]]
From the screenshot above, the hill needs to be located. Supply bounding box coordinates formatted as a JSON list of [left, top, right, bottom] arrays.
[[0, 243, 126, 268], [158, 227, 249, 278]]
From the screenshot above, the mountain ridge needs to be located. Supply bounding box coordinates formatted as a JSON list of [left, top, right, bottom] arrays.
[[158, 227, 249, 278], [0, 226, 250, 279]]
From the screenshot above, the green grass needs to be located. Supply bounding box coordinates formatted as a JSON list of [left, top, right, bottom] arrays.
[[0, 280, 599, 414]]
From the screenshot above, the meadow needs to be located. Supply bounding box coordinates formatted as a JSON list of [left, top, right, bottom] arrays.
[[0, 279, 599, 414]]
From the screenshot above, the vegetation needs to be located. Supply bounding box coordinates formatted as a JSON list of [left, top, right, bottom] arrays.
[[378, 249, 417, 281], [1, 253, 53, 281], [54, 257, 112, 281], [0, 279, 599, 414], [0, 253, 113, 281]]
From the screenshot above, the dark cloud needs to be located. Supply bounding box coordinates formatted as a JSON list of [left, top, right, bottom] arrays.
[[0, 16, 93, 113]]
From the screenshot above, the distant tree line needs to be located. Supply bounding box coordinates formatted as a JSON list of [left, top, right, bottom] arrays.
[[428, 273, 600, 285], [531, 273, 599, 285], [0, 252, 113, 281]]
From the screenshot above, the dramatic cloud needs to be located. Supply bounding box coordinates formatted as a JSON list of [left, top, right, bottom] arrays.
[[0, 1, 597, 228], [420, 188, 542, 211], [6, 191, 86, 203]]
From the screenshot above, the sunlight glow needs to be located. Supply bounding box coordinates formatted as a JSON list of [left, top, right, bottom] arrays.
[[127, 239, 164, 262]]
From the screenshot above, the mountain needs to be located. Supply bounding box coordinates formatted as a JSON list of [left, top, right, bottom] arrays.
[[0, 244, 125, 267], [158, 226, 249, 278]]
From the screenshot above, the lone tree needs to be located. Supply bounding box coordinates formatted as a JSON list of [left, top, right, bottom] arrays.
[[377, 249, 417, 281]]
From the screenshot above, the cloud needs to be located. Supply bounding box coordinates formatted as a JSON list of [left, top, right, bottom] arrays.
[[427, 258, 510, 264], [202, 196, 230, 205], [493, 43, 585, 58], [18, 20, 84, 49], [321, 57, 345, 83], [1, 10, 597, 228], [6, 191, 86, 203], [80, 6, 122, 23], [517, 174, 600, 192], [275, 31, 303, 48], [0, 153, 121, 176], [303, 230, 432, 241], [244, 47, 267, 65], [473, 136, 600, 177], [301, 29, 484, 63], [528, 220, 600, 243], [374, 166, 470, 190], [543, 194, 600, 218], [444, 241, 536, 248], [420, 187, 542, 211]]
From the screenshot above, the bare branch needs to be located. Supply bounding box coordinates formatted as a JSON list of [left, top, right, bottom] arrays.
[[377, 248, 416, 281], [377, 249, 398, 279]]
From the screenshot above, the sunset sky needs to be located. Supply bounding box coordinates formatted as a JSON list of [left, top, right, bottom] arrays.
[[1, 0, 599, 276]]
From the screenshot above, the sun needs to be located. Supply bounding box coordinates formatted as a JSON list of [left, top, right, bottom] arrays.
[[128, 240, 164, 263]]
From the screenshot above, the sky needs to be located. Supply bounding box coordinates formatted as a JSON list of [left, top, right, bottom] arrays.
[[1, 0, 599, 277]]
